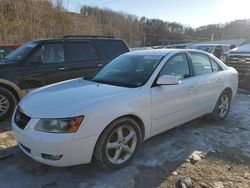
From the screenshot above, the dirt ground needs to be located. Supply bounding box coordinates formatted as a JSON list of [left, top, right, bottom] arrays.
[[0, 89, 250, 188]]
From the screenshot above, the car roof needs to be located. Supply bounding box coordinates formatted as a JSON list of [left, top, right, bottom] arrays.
[[126, 49, 184, 56], [125, 49, 211, 56], [194, 44, 230, 47], [32, 36, 123, 43]]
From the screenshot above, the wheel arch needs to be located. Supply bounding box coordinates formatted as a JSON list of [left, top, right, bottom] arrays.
[[98, 114, 145, 142], [91, 114, 146, 161], [0, 80, 21, 100], [223, 87, 233, 98], [121, 114, 145, 141]]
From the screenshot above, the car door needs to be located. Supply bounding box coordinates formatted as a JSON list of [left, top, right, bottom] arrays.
[[20, 42, 68, 90], [150, 53, 198, 135], [188, 52, 223, 114], [64, 41, 101, 79]]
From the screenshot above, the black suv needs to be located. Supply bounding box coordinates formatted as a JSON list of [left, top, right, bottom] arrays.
[[223, 44, 250, 89], [0, 35, 129, 120]]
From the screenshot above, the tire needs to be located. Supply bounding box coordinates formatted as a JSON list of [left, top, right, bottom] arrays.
[[211, 90, 231, 121], [94, 117, 142, 170], [0, 87, 17, 121]]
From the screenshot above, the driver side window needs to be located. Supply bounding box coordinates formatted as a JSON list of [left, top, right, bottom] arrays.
[[29, 43, 64, 64], [159, 53, 190, 80]]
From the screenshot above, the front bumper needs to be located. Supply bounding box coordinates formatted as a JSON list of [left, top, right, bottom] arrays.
[[12, 118, 98, 167], [237, 69, 250, 89]]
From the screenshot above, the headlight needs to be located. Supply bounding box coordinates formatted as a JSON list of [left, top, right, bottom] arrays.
[[35, 116, 84, 133]]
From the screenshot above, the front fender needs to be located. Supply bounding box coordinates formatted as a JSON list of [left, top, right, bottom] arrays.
[[72, 90, 152, 141], [0, 79, 27, 99]]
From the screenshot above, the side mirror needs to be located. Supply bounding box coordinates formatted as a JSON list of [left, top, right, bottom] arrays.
[[156, 75, 179, 85], [30, 56, 42, 65]]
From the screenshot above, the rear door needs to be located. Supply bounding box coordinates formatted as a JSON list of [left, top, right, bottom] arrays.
[[188, 52, 223, 113], [64, 40, 101, 79], [20, 41, 67, 90]]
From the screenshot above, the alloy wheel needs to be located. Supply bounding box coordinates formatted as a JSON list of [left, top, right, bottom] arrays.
[[0, 94, 9, 116], [105, 125, 137, 165], [218, 94, 230, 118]]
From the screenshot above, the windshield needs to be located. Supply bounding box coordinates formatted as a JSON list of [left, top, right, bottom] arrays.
[[5, 41, 38, 61], [193, 45, 214, 53], [86, 54, 163, 88]]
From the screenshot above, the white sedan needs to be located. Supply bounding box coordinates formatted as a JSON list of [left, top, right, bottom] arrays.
[[12, 49, 238, 169]]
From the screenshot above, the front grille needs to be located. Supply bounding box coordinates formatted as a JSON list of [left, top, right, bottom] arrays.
[[228, 55, 250, 64], [14, 107, 31, 129], [228, 57, 239, 63]]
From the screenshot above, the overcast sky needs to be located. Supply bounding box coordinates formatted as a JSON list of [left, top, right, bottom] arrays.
[[60, 0, 250, 28]]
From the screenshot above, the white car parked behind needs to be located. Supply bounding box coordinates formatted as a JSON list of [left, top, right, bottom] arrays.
[[12, 49, 238, 169]]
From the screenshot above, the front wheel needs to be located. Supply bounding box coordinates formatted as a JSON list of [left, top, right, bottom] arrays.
[[94, 117, 142, 170], [211, 90, 231, 121]]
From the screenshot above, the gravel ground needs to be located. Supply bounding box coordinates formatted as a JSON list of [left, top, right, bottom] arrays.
[[0, 89, 249, 188]]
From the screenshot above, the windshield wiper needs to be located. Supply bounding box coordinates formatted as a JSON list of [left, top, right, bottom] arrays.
[[90, 79, 136, 88]]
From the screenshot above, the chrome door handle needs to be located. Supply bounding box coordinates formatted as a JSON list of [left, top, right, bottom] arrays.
[[97, 63, 103, 67], [58, 67, 65, 71]]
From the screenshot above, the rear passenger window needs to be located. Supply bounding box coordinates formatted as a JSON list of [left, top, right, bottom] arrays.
[[43, 43, 64, 64], [160, 53, 190, 80], [67, 42, 98, 62], [190, 53, 212, 75], [211, 59, 222, 72]]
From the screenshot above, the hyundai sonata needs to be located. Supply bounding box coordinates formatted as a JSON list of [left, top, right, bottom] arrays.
[[12, 49, 238, 169]]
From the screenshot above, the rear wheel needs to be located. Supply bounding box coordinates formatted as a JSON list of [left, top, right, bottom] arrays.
[[94, 117, 142, 170], [0, 87, 17, 121], [211, 90, 231, 121]]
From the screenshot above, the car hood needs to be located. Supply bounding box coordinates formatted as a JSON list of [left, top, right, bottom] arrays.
[[228, 44, 250, 55], [19, 78, 133, 118], [0, 59, 17, 65]]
